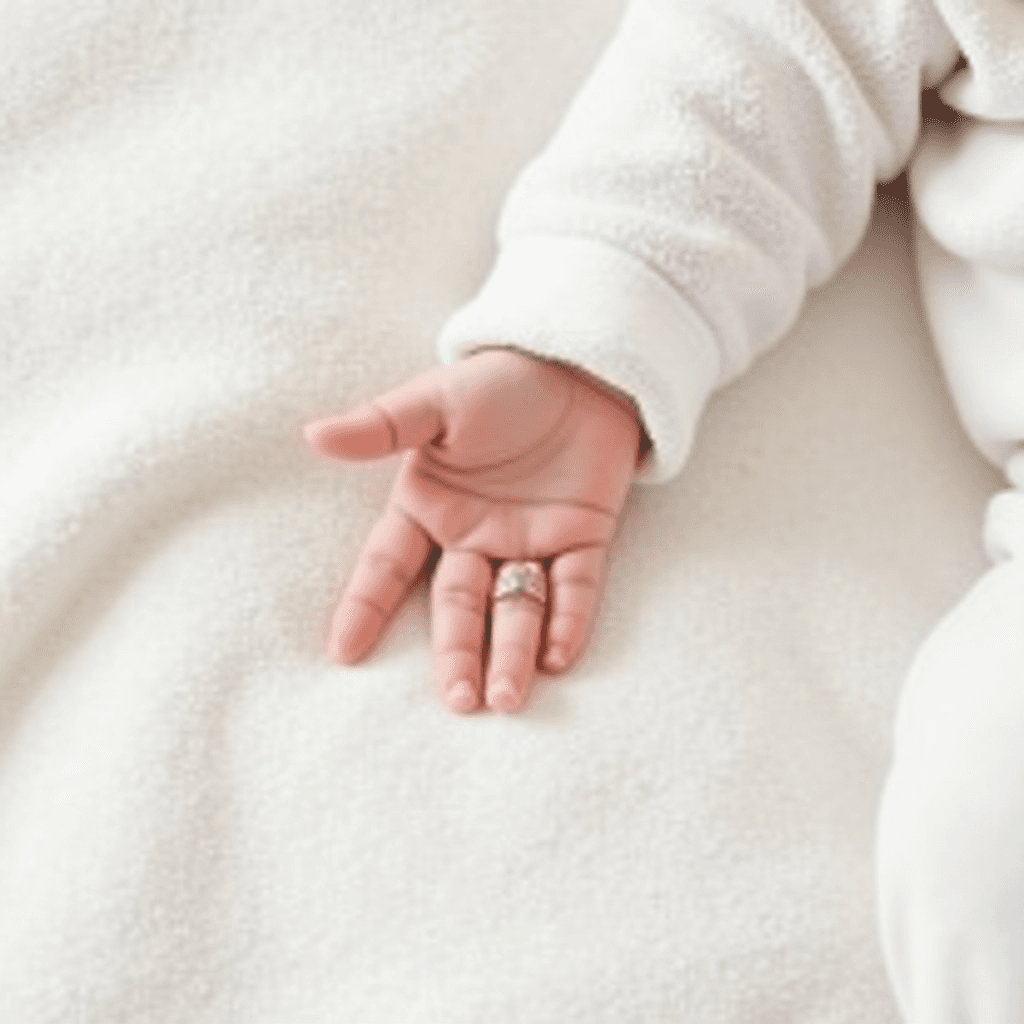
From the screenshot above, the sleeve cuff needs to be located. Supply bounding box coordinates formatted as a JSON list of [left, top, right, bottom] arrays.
[[436, 235, 722, 483]]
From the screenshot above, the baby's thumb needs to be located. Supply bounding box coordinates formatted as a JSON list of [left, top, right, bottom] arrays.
[[304, 370, 446, 460]]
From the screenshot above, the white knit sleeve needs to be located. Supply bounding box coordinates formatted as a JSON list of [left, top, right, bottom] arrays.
[[438, 0, 959, 482]]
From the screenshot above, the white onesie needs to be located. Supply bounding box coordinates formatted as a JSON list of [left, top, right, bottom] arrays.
[[436, 2, 1024, 1021]]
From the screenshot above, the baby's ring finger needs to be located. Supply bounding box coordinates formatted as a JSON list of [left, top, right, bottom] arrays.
[[486, 559, 547, 712]]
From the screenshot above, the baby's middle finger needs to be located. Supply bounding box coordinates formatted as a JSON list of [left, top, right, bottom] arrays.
[[486, 560, 547, 713], [431, 548, 491, 713]]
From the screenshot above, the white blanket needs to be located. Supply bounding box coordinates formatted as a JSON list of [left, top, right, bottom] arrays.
[[0, 2, 1001, 1021]]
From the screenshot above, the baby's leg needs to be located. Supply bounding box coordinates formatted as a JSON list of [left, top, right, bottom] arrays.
[[877, 535, 1024, 1023], [877, 128, 1024, 1024]]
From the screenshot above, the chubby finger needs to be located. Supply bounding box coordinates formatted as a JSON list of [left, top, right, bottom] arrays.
[[542, 545, 608, 673], [330, 506, 432, 663], [305, 371, 446, 460], [430, 549, 492, 713], [486, 570, 547, 713]]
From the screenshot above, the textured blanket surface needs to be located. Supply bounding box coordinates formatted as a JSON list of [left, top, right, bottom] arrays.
[[0, 2, 1001, 1022]]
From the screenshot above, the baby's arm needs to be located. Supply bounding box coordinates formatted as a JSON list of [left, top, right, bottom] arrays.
[[438, 0, 960, 480], [310, 0, 960, 715]]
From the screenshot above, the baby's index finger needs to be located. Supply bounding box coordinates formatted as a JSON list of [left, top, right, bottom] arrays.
[[329, 506, 432, 663]]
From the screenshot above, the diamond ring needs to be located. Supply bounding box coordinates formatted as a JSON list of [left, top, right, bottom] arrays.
[[492, 560, 547, 606]]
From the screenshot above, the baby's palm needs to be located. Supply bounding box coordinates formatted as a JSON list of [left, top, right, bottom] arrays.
[[305, 348, 641, 713]]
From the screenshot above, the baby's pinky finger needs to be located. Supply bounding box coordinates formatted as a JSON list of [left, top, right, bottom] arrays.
[[543, 545, 608, 672]]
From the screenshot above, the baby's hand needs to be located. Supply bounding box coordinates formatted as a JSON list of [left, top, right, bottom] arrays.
[[304, 347, 643, 713]]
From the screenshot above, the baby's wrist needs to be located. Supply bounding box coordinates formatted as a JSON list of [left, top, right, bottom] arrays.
[[564, 361, 639, 421], [466, 343, 651, 464], [563, 363, 651, 461]]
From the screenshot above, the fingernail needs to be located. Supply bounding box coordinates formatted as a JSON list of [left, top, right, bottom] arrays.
[[446, 680, 478, 713], [546, 646, 567, 671], [488, 677, 520, 714]]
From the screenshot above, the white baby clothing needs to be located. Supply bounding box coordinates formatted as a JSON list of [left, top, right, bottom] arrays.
[[436, 1, 1024, 1022]]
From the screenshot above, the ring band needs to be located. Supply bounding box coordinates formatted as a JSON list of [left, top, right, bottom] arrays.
[[492, 560, 547, 606]]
